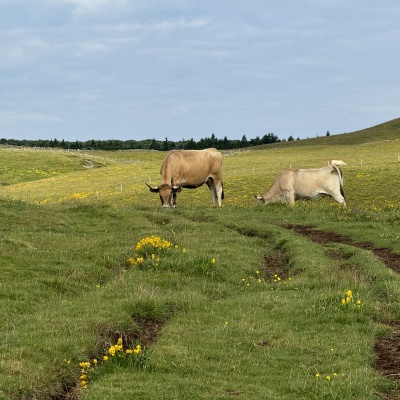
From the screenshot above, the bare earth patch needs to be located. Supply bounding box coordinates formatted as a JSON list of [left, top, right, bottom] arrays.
[[260, 249, 291, 280]]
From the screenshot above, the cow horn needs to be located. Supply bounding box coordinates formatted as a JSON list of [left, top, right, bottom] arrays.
[[254, 194, 263, 200], [146, 183, 159, 192]]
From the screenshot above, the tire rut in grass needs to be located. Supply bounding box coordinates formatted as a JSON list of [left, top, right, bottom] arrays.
[[374, 321, 400, 399], [283, 224, 400, 274], [283, 224, 400, 398], [48, 316, 168, 400], [235, 226, 299, 280], [260, 249, 291, 281]]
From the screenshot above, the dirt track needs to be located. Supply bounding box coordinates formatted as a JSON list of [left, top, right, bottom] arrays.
[[282, 224, 400, 398], [283, 224, 400, 274]]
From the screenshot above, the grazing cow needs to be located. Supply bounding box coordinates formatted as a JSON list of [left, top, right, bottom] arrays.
[[330, 160, 347, 166], [254, 165, 346, 206], [146, 148, 224, 208]]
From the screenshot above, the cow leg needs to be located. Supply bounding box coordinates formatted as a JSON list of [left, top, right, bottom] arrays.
[[206, 178, 218, 205], [171, 192, 178, 208], [285, 192, 296, 205], [213, 179, 224, 207], [215, 182, 223, 207], [206, 178, 223, 207], [332, 192, 346, 207], [219, 182, 224, 205]]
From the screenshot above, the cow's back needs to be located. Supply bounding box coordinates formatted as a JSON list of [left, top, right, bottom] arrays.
[[160, 149, 222, 186], [292, 166, 342, 196]]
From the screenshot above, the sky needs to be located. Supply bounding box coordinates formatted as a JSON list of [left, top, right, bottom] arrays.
[[0, 1, 399, 142]]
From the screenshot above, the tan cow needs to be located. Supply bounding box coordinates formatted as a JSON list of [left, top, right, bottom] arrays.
[[254, 165, 346, 206], [146, 148, 224, 208]]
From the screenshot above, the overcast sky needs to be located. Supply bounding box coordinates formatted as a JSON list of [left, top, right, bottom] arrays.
[[1, 1, 399, 142]]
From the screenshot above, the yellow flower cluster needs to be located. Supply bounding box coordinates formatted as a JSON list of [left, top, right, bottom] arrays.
[[271, 274, 293, 285], [242, 270, 263, 287], [315, 372, 338, 380], [125, 345, 142, 355], [79, 361, 95, 388], [273, 274, 281, 282], [135, 235, 172, 252], [107, 337, 141, 357], [241, 272, 292, 289], [77, 338, 143, 388], [127, 256, 145, 267], [108, 337, 124, 356], [128, 235, 179, 269], [341, 289, 362, 309], [341, 289, 353, 305]]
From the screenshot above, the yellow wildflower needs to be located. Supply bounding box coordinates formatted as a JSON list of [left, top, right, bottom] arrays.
[[79, 361, 91, 369]]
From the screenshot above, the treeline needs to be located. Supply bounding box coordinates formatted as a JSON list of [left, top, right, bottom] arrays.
[[0, 132, 284, 151]]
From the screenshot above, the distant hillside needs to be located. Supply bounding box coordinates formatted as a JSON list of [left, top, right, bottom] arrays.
[[322, 117, 400, 145], [259, 118, 400, 149]]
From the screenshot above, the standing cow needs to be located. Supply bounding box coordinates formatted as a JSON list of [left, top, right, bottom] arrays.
[[146, 148, 224, 208], [254, 165, 346, 206]]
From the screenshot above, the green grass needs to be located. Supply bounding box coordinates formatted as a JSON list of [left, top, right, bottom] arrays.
[[0, 119, 399, 399]]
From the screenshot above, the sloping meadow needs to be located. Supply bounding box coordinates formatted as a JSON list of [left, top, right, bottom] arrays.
[[2, 132, 399, 213], [0, 130, 399, 399]]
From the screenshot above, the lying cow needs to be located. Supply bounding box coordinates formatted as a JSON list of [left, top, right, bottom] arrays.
[[254, 165, 346, 206], [146, 148, 224, 208]]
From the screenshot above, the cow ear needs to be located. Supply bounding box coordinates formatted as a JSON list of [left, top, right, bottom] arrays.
[[146, 183, 159, 193]]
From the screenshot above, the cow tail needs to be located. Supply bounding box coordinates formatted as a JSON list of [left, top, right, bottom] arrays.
[[221, 182, 225, 200], [332, 165, 345, 199]]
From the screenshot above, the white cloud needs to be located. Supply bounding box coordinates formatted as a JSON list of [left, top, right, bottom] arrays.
[[115, 18, 209, 33], [0, 38, 50, 70], [1, 46, 26, 68], [63, 0, 128, 16], [73, 41, 108, 57]]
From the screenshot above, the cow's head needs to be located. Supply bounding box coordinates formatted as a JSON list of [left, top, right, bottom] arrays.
[[254, 194, 267, 204], [146, 183, 182, 208]]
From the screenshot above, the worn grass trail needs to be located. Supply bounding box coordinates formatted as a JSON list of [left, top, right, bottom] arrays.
[[1, 201, 398, 399]]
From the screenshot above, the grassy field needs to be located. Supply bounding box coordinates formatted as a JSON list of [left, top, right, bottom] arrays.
[[0, 119, 399, 399]]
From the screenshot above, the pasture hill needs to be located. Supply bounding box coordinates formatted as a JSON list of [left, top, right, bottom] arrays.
[[0, 119, 399, 400]]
